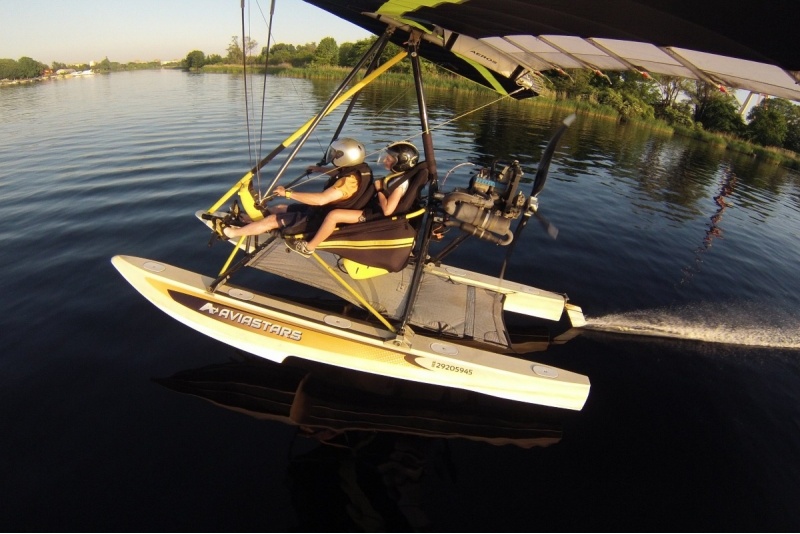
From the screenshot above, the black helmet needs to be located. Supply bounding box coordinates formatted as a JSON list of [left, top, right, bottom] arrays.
[[379, 141, 419, 172]]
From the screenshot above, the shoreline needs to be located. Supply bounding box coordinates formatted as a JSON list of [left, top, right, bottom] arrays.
[[4, 67, 798, 169]]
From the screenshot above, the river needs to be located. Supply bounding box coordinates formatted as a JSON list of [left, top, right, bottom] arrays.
[[1, 69, 798, 530]]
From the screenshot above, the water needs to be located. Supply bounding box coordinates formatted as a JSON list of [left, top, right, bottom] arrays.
[[1, 70, 799, 530]]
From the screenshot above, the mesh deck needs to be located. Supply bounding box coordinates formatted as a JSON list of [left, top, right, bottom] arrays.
[[248, 241, 510, 348]]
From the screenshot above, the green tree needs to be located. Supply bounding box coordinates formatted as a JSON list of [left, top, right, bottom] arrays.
[[596, 87, 655, 120], [747, 99, 788, 147], [781, 103, 800, 153], [312, 37, 338, 66], [760, 98, 800, 152], [381, 40, 412, 72], [658, 101, 694, 127], [655, 75, 693, 108], [696, 92, 744, 134], [226, 35, 243, 63], [686, 80, 745, 135], [184, 50, 206, 69], [291, 42, 316, 67], [342, 38, 375, 67], [601, 71, 660, 107], [547, 69, 597, 101], [244, 36, 258, 63], [0, 58, 19, 79], [96, 57, 112, 72], [224, 35, 258, 64], [228, 36, 257, 64], [336, 37, 405, 69], [268, 43, 297, 65], [337, 42, 355, 67], [17, 56, 46, 78], [651, 75, 694, 125]]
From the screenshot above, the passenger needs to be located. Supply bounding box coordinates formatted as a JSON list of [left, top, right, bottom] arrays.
[[286, 141, 420, 257], [215, 138, 373, 239]]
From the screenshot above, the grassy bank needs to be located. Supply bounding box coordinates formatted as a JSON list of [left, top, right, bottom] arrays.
[[201, 63, 800, 169], [669, 124, 800, 169]]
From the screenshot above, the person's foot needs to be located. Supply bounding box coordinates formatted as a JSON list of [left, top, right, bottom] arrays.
[[286, 239, 313, 258], [210, 217, 230, 240]]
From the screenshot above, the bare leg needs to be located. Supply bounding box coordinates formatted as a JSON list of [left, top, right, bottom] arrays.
[[305, 209, 363, 251], [224, 205, 288, 238]]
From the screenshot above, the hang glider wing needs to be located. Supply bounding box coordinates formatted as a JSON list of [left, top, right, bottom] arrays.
[[302, 0, 800, 101]]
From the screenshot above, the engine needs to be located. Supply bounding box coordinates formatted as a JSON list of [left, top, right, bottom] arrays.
[[439, 160, 527, 245]]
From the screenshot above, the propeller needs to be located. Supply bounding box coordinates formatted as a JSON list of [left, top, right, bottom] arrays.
[[535, 208, 559, 240], [499, 113, 576, 280]]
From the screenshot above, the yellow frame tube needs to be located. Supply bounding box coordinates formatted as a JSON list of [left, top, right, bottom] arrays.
[[218, 235, 248, 276], [311, 251, 397, 333], [207, 51, 409, 215]]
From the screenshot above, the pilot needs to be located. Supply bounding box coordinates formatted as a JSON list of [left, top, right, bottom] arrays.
[[217, 138, 374, 240]]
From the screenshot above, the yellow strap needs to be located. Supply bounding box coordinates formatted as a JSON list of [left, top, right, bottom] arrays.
[[405, 208, 425, 219], [317, 236, 414, 250]]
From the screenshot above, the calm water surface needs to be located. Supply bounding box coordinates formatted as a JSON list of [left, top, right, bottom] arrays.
[[1, 70, 799, 530]]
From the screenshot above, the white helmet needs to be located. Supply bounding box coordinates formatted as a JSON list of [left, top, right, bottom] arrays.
[[325, 138, 366, 167]]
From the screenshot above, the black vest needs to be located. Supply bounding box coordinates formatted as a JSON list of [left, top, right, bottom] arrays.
[[321, 162, 375, 211]]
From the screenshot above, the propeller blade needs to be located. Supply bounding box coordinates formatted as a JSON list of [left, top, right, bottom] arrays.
[[530, 113, 576, 198], [498, 213, 528, 281], [499, 114, 575, 280], [535, 211, 559, 240]]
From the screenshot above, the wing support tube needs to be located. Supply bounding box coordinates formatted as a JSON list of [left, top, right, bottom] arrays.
[[208, 32, 405, 216]]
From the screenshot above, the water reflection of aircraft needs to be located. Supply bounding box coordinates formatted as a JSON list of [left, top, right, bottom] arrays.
[[114, 0, 798, 412], [158, 357, 567, 529], [155, 356, 565, 449]]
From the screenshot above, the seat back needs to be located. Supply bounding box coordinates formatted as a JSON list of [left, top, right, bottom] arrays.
[[316, 215, 417, 272], [389, 162, 429, 215]]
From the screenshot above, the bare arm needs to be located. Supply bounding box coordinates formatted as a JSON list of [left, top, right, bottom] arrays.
[[275, 185, 344, 206], [376, 180, 405, 216]]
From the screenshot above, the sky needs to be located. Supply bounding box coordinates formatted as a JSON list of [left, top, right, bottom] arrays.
[[1, 0, 372, 65]]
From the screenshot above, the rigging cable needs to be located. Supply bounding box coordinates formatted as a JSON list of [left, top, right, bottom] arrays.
[[365, 87, 529, 166], [274, 87, 528, 195], [234, 10, 524, 201], [245, 0, 330, 200], [240, 1, 254, 175], [253, 0, 277, 196]]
